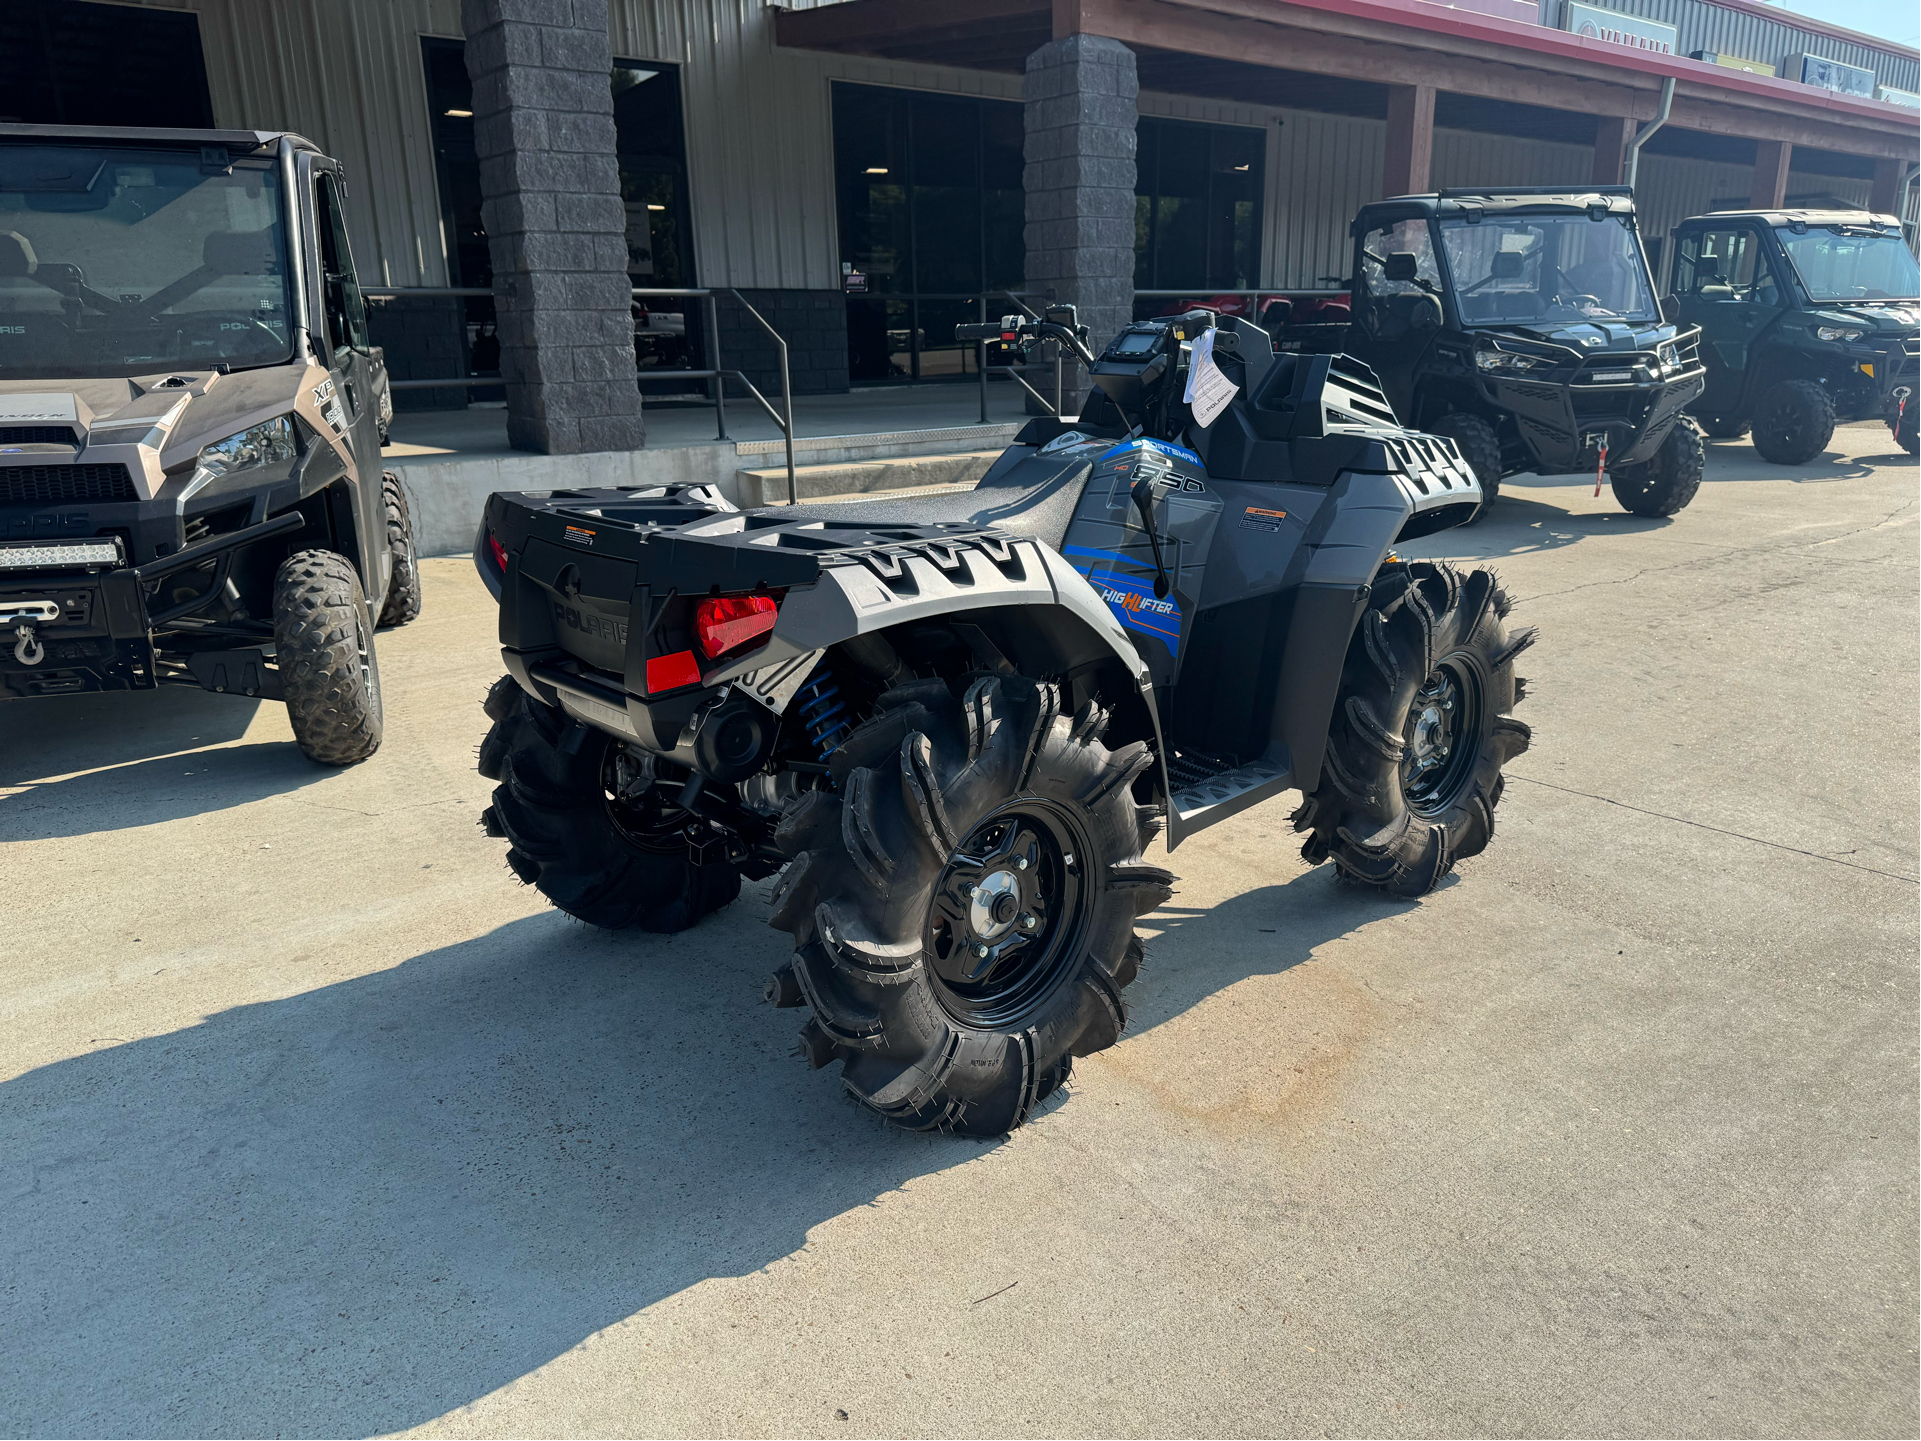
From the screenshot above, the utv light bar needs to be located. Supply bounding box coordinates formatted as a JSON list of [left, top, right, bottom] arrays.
[[0, 538, 123, 570]]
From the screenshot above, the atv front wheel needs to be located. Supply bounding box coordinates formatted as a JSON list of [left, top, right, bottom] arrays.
[[376, 471, 422, 629], [477, 677, 740, 931], [1610, 416, 1705, 517], [1751, 379, 1835, 465], [1294, 561, 1531, 896], [1430, 412, 1502, 520], [769, 676, 1171, 1135], [273, 549, 383, 766]]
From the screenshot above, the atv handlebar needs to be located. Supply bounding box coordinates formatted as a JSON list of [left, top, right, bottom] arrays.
[[955, 311, 1097, 367]]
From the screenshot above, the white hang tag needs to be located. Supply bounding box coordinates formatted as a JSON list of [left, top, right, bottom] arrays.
[[1183, 328, 1238, 429]]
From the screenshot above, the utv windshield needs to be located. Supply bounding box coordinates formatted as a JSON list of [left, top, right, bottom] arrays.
[[0, 145, 294, 379], [1775, 226, 1919, 302], [1439, 213, 1657, 326]]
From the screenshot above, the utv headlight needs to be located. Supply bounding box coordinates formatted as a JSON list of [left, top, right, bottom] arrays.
[[190, 416, 298, 489], [1475, 343, 1553, 374], [1816, 326, 1864, 342]]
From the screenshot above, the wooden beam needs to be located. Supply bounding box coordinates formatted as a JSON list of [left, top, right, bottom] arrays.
[[1384, 84, 1435, 197], [1592, 114, 1636, 184], [1869, 158, 1904, 213], [1751, 139, 1792, 209], [775, 0, 1043, 53], [1667, 92, 1913, 162]]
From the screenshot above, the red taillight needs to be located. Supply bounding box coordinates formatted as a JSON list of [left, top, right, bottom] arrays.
[[487, 532, 510, 572], [645, 649, 703, 693], [695, 594, 779, 660]]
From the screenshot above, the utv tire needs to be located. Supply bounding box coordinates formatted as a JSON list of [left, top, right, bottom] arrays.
[[1610, 416, 1705, 517], [1293, 561, 1531, 896], [1894, 406, 1918, 456], [273, 549, 383, 766], [1430, 412, 1503, 520], [477, 675, 740, 931], [1751, 379, 1835, 465], [1697, 414, 1749, 440], [376, 471, 423, 628], [769, 676, 1171, 1136]]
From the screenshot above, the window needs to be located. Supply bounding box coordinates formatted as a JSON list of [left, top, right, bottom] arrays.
[[1354, 218, 1444, 340], [315, 172, 368, 357], [0, 1, 213, 128], [832, 82, 1024, 383], [1675, 226, 1777, 305], [1134, 117, 1264, 299], [1775, 225, 1919, 303], [1439, 214, 1656, 324]]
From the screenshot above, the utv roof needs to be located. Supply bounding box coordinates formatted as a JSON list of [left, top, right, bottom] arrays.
[[0, 123, 321, 155], [1356, 187, 1637, 231], [1685, 208, 1903, 229]]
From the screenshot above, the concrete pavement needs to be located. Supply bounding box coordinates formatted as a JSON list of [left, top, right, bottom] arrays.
[[1, 423, 1914, 1438]]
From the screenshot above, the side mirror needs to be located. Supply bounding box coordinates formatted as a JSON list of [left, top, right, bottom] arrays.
[[1660, 294, 1679, 322], [1384, 251, 1420, 283]]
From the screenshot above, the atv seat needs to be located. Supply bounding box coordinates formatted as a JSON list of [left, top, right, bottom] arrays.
[[766, 450, 1096, 552]]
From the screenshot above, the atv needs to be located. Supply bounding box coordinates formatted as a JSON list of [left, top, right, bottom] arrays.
[[0, 123, 417, 764], [1667, 208, 1919, 461], [474, 305, 1534, 1135], [1286, 187, 1709, 519]]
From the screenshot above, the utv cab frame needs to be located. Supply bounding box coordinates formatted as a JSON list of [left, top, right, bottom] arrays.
[[1667, 208, 1920, 461], [0, 123, 416, 764], [1305, 187, 1709, 518]]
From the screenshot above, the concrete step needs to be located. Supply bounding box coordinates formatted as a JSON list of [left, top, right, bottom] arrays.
[[738, 449, 1001, 508]]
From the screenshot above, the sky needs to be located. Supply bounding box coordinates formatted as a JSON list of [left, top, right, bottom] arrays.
[[1770, 0, 1920, 49]]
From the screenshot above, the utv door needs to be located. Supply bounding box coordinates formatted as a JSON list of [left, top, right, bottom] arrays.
[[306, 161, 388, 597], [1672, 222, 1785, 417], [1344, 215, 1446, 420]]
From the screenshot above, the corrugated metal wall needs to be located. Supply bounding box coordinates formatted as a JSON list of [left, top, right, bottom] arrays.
[[1534, 0, 1918, 91]]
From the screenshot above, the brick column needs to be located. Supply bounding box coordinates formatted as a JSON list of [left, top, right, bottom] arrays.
[[1592, 115, 1636, 185], [462, 0, 643, 455], [1750, 139, 1793, 211], [1383, 84, 1436, 198], [1024, 34, 1138, 412]]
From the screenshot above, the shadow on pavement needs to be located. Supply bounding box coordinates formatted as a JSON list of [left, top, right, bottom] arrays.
[[0, 862, 1390, 1438], [0, 688, 332, 841]]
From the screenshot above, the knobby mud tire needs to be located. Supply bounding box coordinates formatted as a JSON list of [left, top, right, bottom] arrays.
[[273, 548, 383, 766], [376, 471, 423, 629], [1611, 415, 1705, 517], [1430, 412, 1503, 521], [1293, 560, 1531, 897], [1894, 406, 1918, 456], [476, 676, 740, 931], [768, 675, 1171, 1136], [1751, 379, 1835, 466]]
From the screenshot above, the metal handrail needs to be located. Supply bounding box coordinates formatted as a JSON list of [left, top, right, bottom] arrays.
[[362, 284, 794, 447]]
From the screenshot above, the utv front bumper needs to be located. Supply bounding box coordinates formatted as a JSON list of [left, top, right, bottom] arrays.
[[1489, 364, 1706, 474]]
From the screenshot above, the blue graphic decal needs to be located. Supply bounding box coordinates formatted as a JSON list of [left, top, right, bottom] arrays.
[[1093, 437, 1202, 468], [1062, 543, 1182, 656]]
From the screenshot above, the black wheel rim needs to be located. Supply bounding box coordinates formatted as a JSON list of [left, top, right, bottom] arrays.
[[1401, 655, 1485, 816], [602, 745, 691, 855], [925, 801, 1090, 1029]]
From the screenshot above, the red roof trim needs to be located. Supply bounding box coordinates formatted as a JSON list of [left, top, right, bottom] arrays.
[[1263, 0, 1917, 127]]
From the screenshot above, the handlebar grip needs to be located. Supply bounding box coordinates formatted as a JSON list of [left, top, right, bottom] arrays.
[[954, 322, 1005, 341]]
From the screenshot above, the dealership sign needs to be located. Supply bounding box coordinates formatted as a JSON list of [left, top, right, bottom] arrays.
[[1564, 1, 1677, 55], [1791, 52, 1876, 98]]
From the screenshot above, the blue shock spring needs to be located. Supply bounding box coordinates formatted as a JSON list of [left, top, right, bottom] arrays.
[[793, 671, 851, 758]]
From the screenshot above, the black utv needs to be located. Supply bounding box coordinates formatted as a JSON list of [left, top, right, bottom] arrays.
[[1668, 208, 1919, 460], [473, 305, 1535, 1135], [1295, 187, 1709, 519], [0, 124, 417, 764]]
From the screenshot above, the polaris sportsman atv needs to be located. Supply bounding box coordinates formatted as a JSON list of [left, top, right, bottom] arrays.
[[1667, 208, 1919, 460], [1312, 187, 1709, 519], [0, 124, 417, 765], [474, 305, 1534, 1135]]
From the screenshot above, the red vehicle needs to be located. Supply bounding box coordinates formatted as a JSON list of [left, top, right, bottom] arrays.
[[1152, 292, 1352, 352]]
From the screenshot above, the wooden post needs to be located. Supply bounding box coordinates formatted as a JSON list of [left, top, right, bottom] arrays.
[[1750, 139, 1792, 210], [1591, 115, 1637, 185], [1383, 84, 1436, 198], [1869, 157, 1903, 214]]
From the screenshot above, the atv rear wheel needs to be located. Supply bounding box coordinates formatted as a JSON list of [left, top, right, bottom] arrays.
[[1293, 561, 1531, 896], [477, 676, 740, 930], [1430, 412, 1502, 520], [1697, 414, 1749, 440], [1610, 415, 1704, 517], [1751, 379, 1835, 465], [376, 471, 422, 629], [273, 549, 383, 766], [768, 676, 1171, 1136]]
